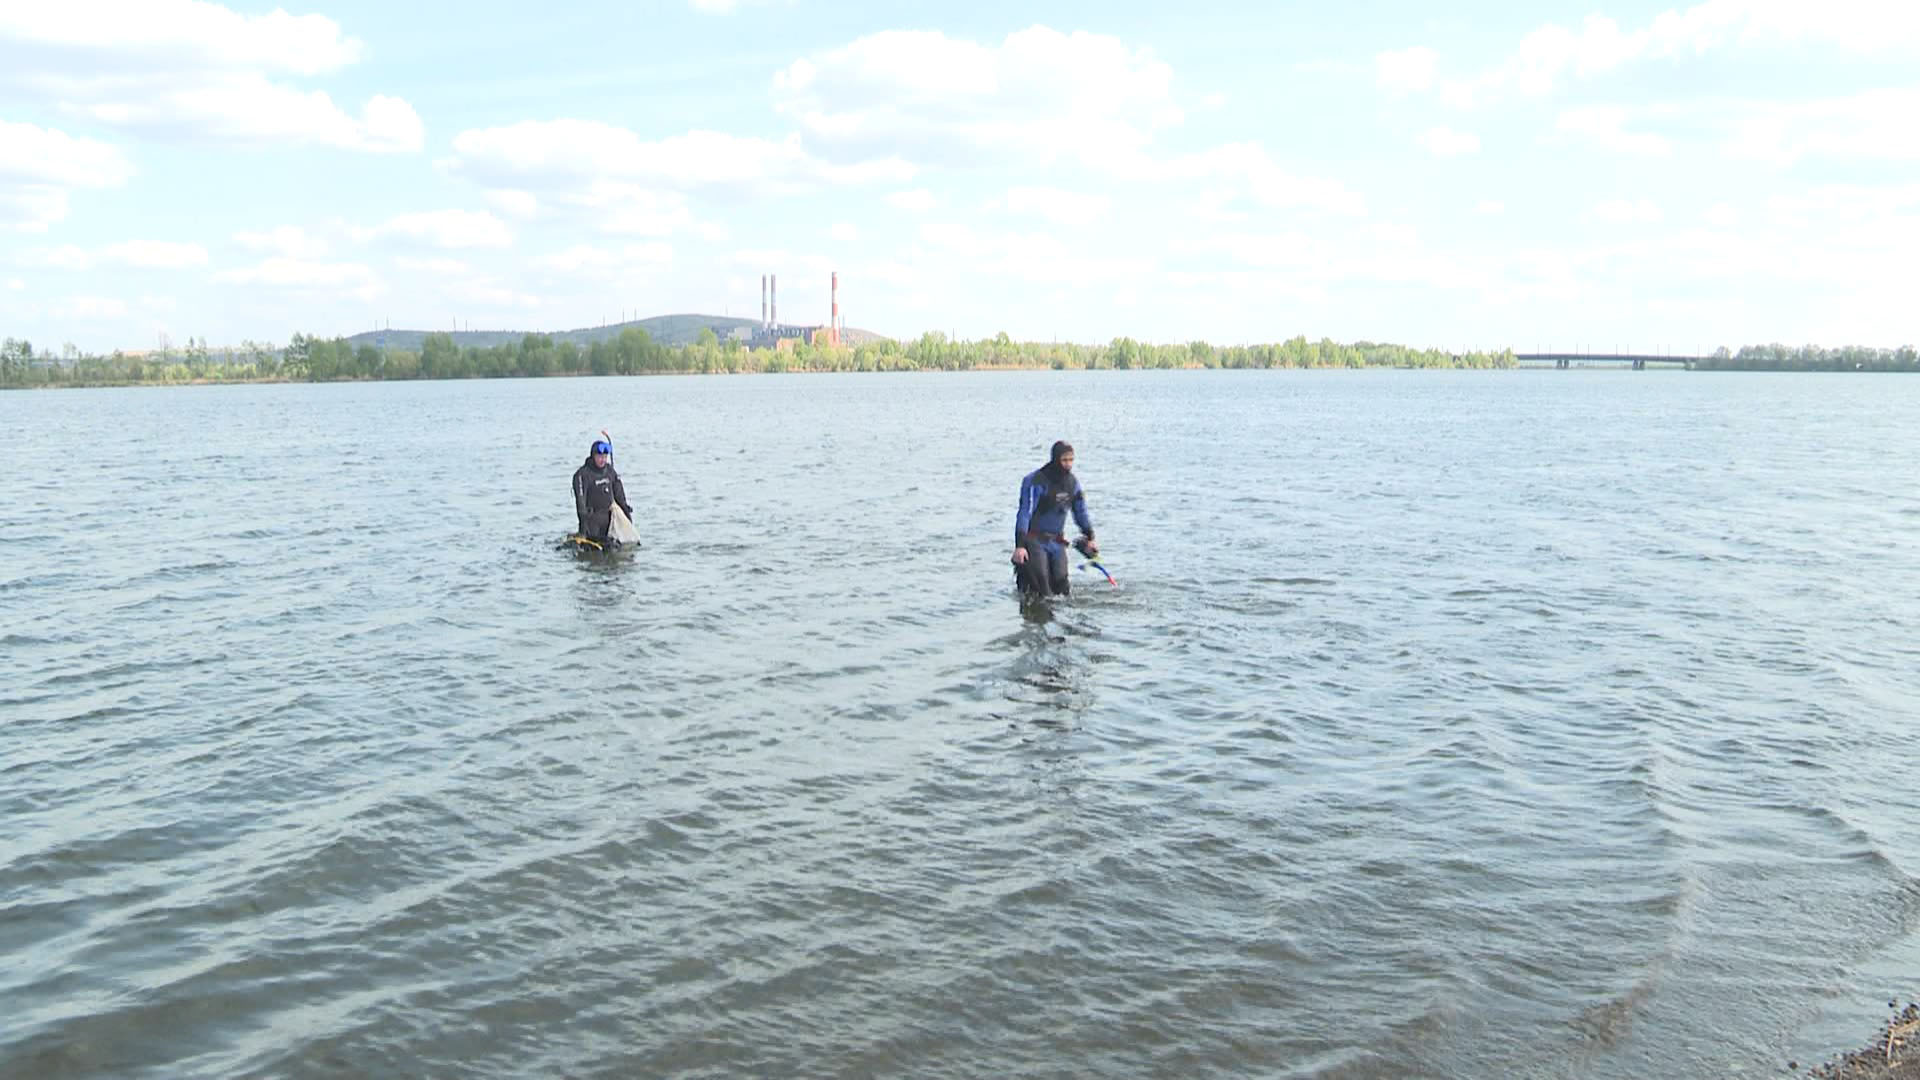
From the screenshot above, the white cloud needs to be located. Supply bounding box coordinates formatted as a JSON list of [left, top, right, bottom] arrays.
[[1592, 198, 1663, 224], [1565, 186, 1920, 342], [0, 186, 69, 232], [531, 246, 619, 274], [1705, 203, 1740, 226], [1173, 222, 1494, 296], [448, 281, 541, 309], [1433, 1, 1920, 107], [0, 120, 131, 233], [353, 209, 513, 249], [1, 3, 421, 152], [393, 256, 473, 276], [1417, 126, 1481, 156], [5, 278, 21, 290], [475, 180, 697, 237], [859, 259, 920, 289], [1476, 200, 1506, 215], [213, 257, 382, 299], [23, 240, 207, 269], [1764, 183, 1920, 225], [1004, 185, 1112, 226], [103, 240, 208, 268], [1140, 178, 1913, 342], [829, 222, 859, 244], [773, 26, 1182, 167], [1720, 88, 1920, 165], [235, 225, 329, 258], [59, 76, 422, 152], [0, 1, 363, 75], [1437, 16, 1642, 105], [912, 222, 1156, 287], [575, 183, 699, 237], [689, 0, 737, 11], [1176, 229, 1317, 271], [356, 95, 425, 151], [0, 120, 133, 187], [919, 223, 982, 255], [1157, 143, 1367, 217], [484, 189, 542, 219], [49, 294, 128, 320], [1375, 46, 1438, 92], [531, 243, 673, 275], [380, 253, 570, 313], [1201, 92, 1228, 109], [1547, 88, 1914, 170], [450, 120, 913, 201], [23, 244, 93, 270], [1656, 0, 1920, 56], [887, 188, 938, 212], [730, 247, 837, 279], [1556, 107, 1672, 155]]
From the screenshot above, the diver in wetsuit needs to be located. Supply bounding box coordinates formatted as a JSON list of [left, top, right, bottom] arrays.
[[1012, 440, 1096, 596], [572, 439, 634, 544]]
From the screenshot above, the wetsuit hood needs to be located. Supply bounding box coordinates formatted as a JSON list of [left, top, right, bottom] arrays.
[[1041, 440, 1074, 485], [1044, 440, 1075, 486]]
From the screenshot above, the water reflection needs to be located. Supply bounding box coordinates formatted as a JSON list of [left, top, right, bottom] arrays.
[[997, 593, 1098, 729]]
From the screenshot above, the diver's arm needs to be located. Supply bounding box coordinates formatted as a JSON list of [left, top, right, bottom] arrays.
[[611, 472, 633, 519], [1014, 474, 1040, 542], [1071, 484, 1093, 540], [1012, 474, 1039, 563]]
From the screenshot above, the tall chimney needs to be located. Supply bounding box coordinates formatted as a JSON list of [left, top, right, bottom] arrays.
[[771, 275, 777, 328], [831, 271, 839, 346]]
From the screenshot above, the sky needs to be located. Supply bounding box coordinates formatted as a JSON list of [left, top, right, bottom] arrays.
[[1, 0, 1916, 354]]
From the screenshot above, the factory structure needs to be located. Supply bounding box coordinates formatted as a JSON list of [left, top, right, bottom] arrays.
[[748, 272, 845, 350]]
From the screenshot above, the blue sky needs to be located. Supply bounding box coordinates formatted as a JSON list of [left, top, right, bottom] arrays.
[[2, 0, 1915, 353]]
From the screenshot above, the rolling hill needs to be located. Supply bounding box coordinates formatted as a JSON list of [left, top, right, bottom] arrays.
[[343, 314, 887, 351]]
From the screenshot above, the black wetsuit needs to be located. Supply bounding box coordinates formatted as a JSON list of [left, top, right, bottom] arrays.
[[572, 456, 634, 542]]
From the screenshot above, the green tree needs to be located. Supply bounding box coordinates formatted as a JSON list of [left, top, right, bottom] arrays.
[[420, 332, 457, 378], [283, 333, 312, 379]]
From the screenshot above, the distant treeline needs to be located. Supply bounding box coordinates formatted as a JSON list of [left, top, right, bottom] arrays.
[[3, 332, 1913, 388], [1, 330, 1511, 386], [1693, 343, 1920, 372]]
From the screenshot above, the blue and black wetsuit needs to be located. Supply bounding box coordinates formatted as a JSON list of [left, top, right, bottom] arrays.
[[1014, 461, 1093, 596]]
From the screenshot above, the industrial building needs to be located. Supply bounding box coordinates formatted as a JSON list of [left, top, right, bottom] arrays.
[[750, 272, 845, 349]]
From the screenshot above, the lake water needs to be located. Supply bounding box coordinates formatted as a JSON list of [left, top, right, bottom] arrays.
[[4, 370, 1918, 1078]]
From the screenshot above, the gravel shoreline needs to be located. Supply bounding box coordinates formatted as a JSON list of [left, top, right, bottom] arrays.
[[1805, 1003, 1920, 1079]]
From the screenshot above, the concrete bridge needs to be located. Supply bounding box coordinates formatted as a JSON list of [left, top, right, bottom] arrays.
[[1513, 352, 1703, 370]]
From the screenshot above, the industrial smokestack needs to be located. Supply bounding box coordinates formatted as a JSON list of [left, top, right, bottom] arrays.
[[771, 275, 777, 328]]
